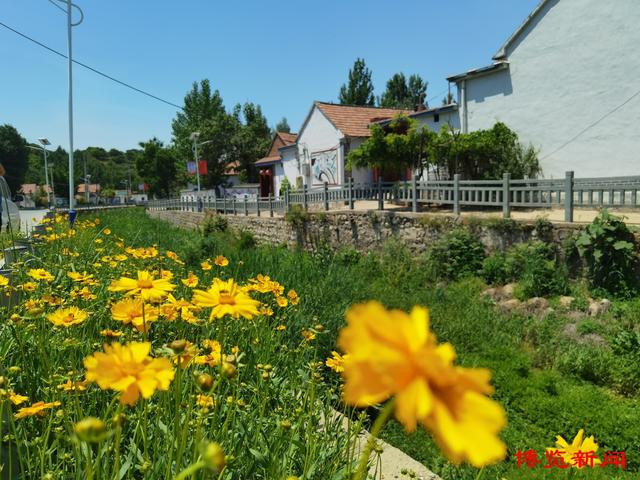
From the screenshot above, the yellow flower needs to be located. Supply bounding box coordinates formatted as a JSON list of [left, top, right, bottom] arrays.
[[214, 255, 229, 267], [276, 296, 289, 308], [201, 260, 212, 271], [166, 250, 184, 265], [111, 298, 159, 332], [160, 269, 173, 280], [8, 391, 29, 405], [338, 301, 506, 467], [103, 228, 111, 235], [195, 340, 223, 367], [0, 276, 8, 287], [21, 282, 37, 293], [114, 254, 128, 262], [74, 417, 107, 443], [126, 246, 158, 259], [15, 400, 61, 419], [84, 342, 175, 406], [192, 278, 260, 320], [260, 306, 274, 317], [170, 340, 197, 368], [72, 286, 97, 301], [28, 268, 55, 282], [57, 379, 88, 392], [275, 325, 286, 331], [181, 272, 199, 288], [108, 271, 175, 302], [67, 271, 94, 283], [287, 289, 299, 305], [100, 329, 123, 338], [196, 394, 215, 409], [546, 429, 601, 468], [47, 307, 89, 327], [325, 351, 348, 373], [301, 329, 316, 341]]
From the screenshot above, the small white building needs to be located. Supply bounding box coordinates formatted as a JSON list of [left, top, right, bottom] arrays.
[[263, 102, 411, 196], [445, 0, 640, 178]]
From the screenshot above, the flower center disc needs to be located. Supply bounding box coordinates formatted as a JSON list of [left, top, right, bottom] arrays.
[[137, 279, 153, 289], [219, 293, 235, 305]]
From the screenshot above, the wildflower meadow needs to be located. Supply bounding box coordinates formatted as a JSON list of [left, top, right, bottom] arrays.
[[0, 208, 637, 480]]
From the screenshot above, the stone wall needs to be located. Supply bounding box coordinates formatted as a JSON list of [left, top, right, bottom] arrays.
[[147, 208, 588, 254]]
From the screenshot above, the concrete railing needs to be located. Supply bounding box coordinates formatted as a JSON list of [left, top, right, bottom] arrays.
[[147, 172, 640, 223]]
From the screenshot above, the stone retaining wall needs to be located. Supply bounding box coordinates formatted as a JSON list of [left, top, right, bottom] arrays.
[[147, 209, 593, 254]]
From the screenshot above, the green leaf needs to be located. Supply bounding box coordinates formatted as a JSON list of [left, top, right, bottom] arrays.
[[613, 241, 634, 251]]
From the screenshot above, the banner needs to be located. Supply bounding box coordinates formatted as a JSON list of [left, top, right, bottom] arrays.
[[198, 160, 208, 175], [187, 162, 197, 175]]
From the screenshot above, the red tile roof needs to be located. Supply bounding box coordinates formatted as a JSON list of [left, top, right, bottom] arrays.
[[276, 132, 297, 145], [315, 102, 412, 137], [77, 184, 101, 194], [255, 131, 298, 166]]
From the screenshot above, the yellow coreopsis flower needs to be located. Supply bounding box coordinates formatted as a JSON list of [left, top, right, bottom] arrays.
[[287, 289, 300, 305], [8, 391, 29, 405], [0, 276, 8, 287], [67, 271, 94, 283], [47, 307, 89, 327], [325, 351, 348, 373], [28, 268, 55, 282], [201, 260, 213, 271], [214, 255, 229, 267], [276, 296, 289, 308], [338, 301, 506, 468], [15, 400, 61, 419], [84, 342, 175, 406], [181, 272, 199, 288], [195, 339, 223, 367], [108, 271, 175, 302], [100, 329, 124, 338], [103, 228, 111, 235], [546, 429, 601, 468], [192, 278, 260, 320], [20, 282, 37, 293], [111, 298, 159, 332], [166, 250, 184, 265]]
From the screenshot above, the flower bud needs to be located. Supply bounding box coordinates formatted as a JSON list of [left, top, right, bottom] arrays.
[[74, 417, 107, 443], [201, 442, 225, 472], [169, 339, 187, 353], [196, 373, 214, 392]]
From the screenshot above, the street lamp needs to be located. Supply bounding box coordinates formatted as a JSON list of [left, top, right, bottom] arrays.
[[189, 132, 202, 192], [37, 138, 51, 208]]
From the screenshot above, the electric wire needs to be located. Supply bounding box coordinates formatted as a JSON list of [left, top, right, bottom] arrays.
[[0, 20, 184, 110]]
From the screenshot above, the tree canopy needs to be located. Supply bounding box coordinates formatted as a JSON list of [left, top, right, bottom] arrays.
[[275, 117, 291, 133], [338, 58, 375, 106], [379, 73, 427, 109], [0, 124, 29, 194], [348, 117, 541, 180], [137, 138, 178, 197]]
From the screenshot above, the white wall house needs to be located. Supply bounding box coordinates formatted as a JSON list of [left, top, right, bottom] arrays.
[[447, 0, 640, 179], [269, 102, 410, 196]]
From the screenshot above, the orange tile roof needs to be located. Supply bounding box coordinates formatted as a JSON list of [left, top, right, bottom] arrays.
[[77, 184, 101, 194], [255, 155, 281, 166], [315, 102, 412, 137], [277, 132, 297, 145]]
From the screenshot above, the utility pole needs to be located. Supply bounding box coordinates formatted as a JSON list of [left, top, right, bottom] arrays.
[[190, 132, 201, 192]]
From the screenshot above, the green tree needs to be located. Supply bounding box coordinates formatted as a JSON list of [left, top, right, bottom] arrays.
[[233, 103, 272, 182], [0, 124, 29, 194], [275, 117, 291, 133], [379, 73, 427, 109], [338, 58, 375, 106], [137, 138, 178, 197], [442, 91, 455, 105]]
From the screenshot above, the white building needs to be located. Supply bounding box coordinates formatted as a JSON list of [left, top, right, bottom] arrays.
[[264, 102, 410, 196], [444, 0, 640, 178]]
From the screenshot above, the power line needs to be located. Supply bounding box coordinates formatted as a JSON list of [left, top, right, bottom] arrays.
[[542, 87, 640, 160], [0, 20, 184, 110]]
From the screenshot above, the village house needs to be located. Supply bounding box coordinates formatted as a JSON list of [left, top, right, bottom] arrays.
[[440, 0, 640, 178], [260, 102, 411, 197], [255, 131, 297, 197]]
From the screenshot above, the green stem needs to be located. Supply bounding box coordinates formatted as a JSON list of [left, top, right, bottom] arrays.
[[353, 399, 395, 480], [174, 460, 206, 480]]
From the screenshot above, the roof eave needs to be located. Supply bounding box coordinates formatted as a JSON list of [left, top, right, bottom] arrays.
[[492, 0, 551, 60], [446, 61, 509, 83]]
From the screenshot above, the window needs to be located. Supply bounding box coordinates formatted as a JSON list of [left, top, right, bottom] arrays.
[[433, 113, 440, 123]]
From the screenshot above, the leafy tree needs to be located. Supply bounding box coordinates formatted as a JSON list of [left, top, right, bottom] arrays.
[[338, 58, 375, 106], [233, 103, 272, 182], [137, 138, 178, 197], [379, 73, 427, 109], [0, 124, 29, 194], [347, 115, 432, 176], [442, 91, 456, 105], [275, 117, 291, 133]]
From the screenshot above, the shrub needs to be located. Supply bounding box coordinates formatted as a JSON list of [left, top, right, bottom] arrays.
[[480, 252, 510, 285], [425, 229, 485, 282], [284, 204, 308, 227], [236, 230, 256, 250], [202, 213, 228, 235], [575, 210, 638, 297], [555, 344, 614, 386]]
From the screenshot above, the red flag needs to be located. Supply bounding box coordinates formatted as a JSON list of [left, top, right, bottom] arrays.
[[198, 160, 208, 175]]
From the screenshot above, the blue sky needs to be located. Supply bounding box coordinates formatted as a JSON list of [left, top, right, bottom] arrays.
[[1, 0, 539, 151]]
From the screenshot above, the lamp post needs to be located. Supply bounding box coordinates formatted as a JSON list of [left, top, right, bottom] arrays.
[[189, 132, 202, 192], [37, 138, 51, 208]]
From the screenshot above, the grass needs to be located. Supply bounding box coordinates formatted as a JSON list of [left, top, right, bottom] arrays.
[[3, 207, 637, 480]]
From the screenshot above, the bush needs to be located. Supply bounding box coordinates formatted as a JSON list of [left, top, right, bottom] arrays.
[[575, 210, 638, 297], [425, 229, 485, 282], [555, 344, 614, 385], [482, 241, 568, 298], [202, 213, 228, 235], [236, 230, 256, 250]]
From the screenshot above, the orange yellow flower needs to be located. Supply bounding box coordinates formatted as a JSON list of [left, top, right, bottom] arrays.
[[214, 255, 229, 267], [287, 289, 299, 305], [47, 307, 89, 327], [100, 329, 123, 338], [338, 301, 506, 467], [181, 272, 199, 288], [84, 342, 175, 406], [301, 329, 316, 341], [276, 297, 288, 308], [57, 379, 88, 392], [108, 271, 175, 302], [0, 276, 8, 287], [166, 250, 184, 264], [111, 298, 159, 332], [192, 278, 260, 320], [195, 340, 223, 367], [196, 394, 215, 409], [325, 351, 348, 373], [546, 429, 601, 468], [15, 401, 61, 419], [28, 268, 55, 282], [8, 391, 29, 405], [201, 260, 212, 271]]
